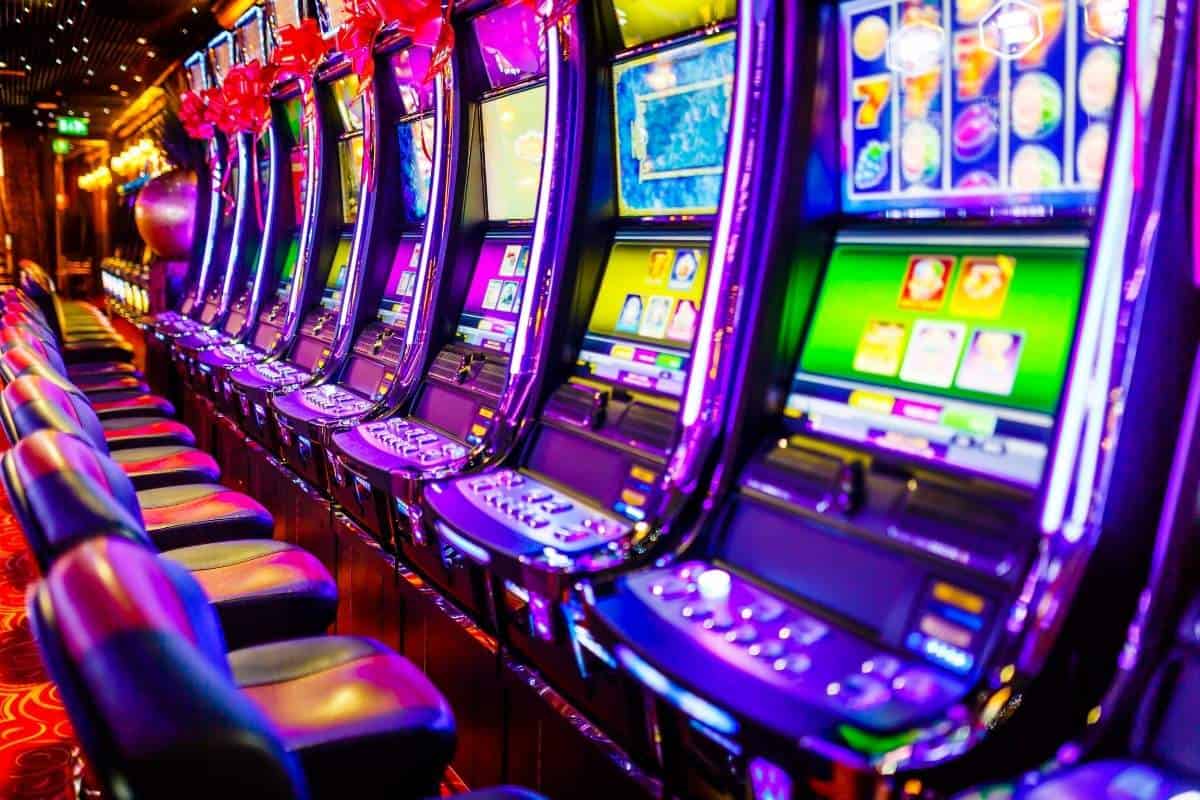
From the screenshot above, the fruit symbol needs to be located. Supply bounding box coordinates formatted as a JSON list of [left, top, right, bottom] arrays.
[[1079, 45, 1121, 117], [957, 170, 999, 190], [853, 14, 889, 61], [1011, 144, 1061, 190], [962, 262, 1004, 300], [855, 139, 890, 190], [1011, 72, 1064, 140], [1076, 122, 1109, 187], [953, 102, 999, 162], [901, 120, 941, 186]]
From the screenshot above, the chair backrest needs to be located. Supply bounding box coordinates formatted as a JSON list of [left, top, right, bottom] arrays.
[[0, 430, 147, 571], [17, 260, 62, 340], [29, 536, 306, 800], [0, 374, 108, 453], [1130, 596, 1200, 781], [0, 334, 72, 378]]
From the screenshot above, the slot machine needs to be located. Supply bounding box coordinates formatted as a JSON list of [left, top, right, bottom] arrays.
[[269, 11, 456, 491], [150, 35, 239, 340], [194, 0, 314, 414], [226, 0, 367, 445], [581, 1, 1197, 798], [173, 7, 276, 379], [327, 0, 585, 562], [417, 0, 755, 747]]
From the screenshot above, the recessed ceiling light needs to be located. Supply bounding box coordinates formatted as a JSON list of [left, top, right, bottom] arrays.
[[133, 75, 143, 83], [191, 5, 199, 13], [120, 90, 128, 97], [147, 51, 156, 58], [82, 37, 88, 43], [86, 68, 93, 76], [109, 83, 118, 91], [119, 64, 127, 71], [136, 37, 147, 45], [54, 58, 62, 65], [103, 108, 109, 114], [71, 46, 78, 53], [0, 62, 6, 69]]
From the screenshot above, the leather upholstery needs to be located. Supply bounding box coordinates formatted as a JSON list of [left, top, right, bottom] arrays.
[[231, 636, 456, 797], [164, 540, 337, 650], [28, 538, 305, 799], [0, 345, 171, 419], [101, 416, 197, 449], [110, 445, 222, 490], [138, 483, 273, 550]]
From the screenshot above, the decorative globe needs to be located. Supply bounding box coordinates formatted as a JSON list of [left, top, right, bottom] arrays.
[[134, 169, 197, 259]]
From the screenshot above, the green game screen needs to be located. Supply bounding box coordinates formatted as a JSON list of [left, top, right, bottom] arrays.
[[481, 85, 547, 221], [797, 244, 1086, 415], [612, 0, 734, 48]]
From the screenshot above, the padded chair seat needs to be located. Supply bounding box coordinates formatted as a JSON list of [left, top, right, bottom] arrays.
[[1020, 762, 1194, 799], [137, 483, 273, 550], [66, 361, 141, 379], [101, 416, 195, 449], [61, 339, 134, 364], [74, 374, 150, 394], [230, 636, 456, 798], [163, 540, 337, 650], [89, 391, 175, 419], [111, 444, 221, 490]]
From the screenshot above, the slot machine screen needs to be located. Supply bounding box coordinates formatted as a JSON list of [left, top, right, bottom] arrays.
[[318, 0, 351, 35], [275, 238, 299, 299], [786, 242, 1087, 487], [840, 0, 1125, 218], [338, 134, 364, 225], [473, 3, 547, 89], [389, 47, 435, 116], [282, 97, 303, 142], [611, 0, 735, 48], [236, 9, 267, 65], [321, 241, 351, 310], [209, 34, 235, 84], [332, 74, 365, 133], [268, 0, 302, 31], [481, 85, 547, 221], [222, 165, 241, 228], [454, 240, 531, 353], [575, 242, 709, 398], [377, 240, 422, 328], [290, 146, 307, 226], [612, 32, 735, 218], [185, 55, 207, 91], [397, 116, 434, 223]]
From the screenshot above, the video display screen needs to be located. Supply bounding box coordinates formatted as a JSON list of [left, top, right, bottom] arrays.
[[321, 239, 351, 310], [378, 239, 422, 329], [185, 55, 207, 91], [275, 236, 300, 300], [786, 241, 1087, 486], [397, 116, 434, 223], [840, 0, 1126, 218], [338, 133, 364, 225], [281, 97, 303, 143], [209, 33, 235, 83], [473, 2, 547, 89], [455, 239, 531, 354], [317, 0, 351, 36], [267, 0, 302, 32], [575, 242, 708, 398], [236, 9, 267, 65], [331, 74, 365, 133], [612, 32, 734, 218], [389, 47, 435, 116], [481, 85, 547, 221], [290, 145, 307, 226], [611, 0, 735, 49]]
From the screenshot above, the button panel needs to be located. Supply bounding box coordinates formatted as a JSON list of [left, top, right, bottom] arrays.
[[457, 469, 632, 553], [359, 418, 468, 468], [299, 383, 373, 416], [214, 342, 260, 363], [252, 361, 310, 386], [625, 562, 966, 730]]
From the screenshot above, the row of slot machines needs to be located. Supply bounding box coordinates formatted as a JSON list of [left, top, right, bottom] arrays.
[[152, 0, 1200, 797]]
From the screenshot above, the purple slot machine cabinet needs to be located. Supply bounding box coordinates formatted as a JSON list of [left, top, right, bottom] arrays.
[[269, 17, 456, 491], [327, 0, 585, 567], [227, 0, 368, 447], [580, 1, 1199, 798], [417, 0, 765, 755], [195, 0, 315, 415], [174, 7, 281, 385]]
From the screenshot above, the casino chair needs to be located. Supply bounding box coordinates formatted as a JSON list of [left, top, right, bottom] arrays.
[[1, 290, 141, 380], [0, 380, 270, 548], [30, 536, 457, 799], [16, 260, 137, 365], [3, 430, 332, 649]]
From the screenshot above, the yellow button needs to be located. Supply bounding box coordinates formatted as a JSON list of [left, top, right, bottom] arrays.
[[630, 465, 656, 483], [621, 488, 647, 507], [932, 582, 985, 614], [848, 389, 894, 415], [478, 407, 495, 419], [470, 423, 487, 437]]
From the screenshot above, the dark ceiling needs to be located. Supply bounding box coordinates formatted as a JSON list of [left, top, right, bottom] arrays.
[[0, 0, 223, 136]]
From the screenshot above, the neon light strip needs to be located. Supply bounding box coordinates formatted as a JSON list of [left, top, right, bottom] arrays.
[[286, 80, 321, 327], [195, 140, 224, 311], [221, 135, 251, 309], [247, 124, 280, 319], [509, 23, 560, 377], [406, 73, 447, 354]]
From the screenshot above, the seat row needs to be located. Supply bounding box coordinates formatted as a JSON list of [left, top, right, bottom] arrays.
[[0, 273, 543, 799]]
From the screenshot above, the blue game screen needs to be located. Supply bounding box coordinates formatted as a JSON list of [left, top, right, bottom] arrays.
[[612, 31, 735, 218], [840, 0, 1125, 218], [396, 115, 435, 224]]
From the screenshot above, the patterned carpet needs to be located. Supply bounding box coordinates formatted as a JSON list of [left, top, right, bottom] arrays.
[[0, 493, 79, 800]]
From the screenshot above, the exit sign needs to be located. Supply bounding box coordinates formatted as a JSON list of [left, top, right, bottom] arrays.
[[57, 116, 89, 136]]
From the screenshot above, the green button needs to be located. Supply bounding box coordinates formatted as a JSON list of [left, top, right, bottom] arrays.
[[656, 353, 683, 370], [941, 407, 997, 437]]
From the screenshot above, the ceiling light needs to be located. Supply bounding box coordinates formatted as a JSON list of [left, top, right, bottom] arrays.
[[133, 75, 143, 83], [55, 58, 62, 65], [0, 62, 6, 69], [120, 90, 128, 97], [136, 37, 147, 45], [109, 84, 118, 91], [56, 22, 63, 29], [103, 108, 109, 114], [191, 5, 199, 13], [81, 55, 88, 62], [86, 69, 93, 76], [147, 51, 156, 58], [82, 37, 88, 43], [71, 46, 78, 52], [119, 64, 127, 71]]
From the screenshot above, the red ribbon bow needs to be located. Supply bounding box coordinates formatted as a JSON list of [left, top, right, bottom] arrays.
[[336, 0, 384, 83], [218, 62, 273, 137], [178, 89, 217, 139], [269, 18, 331, 84], [373, 0, 454, 84]]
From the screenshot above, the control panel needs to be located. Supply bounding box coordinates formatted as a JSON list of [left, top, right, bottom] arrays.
[[359, 418, 469, 468], [459, 469, 633, 553], [250, 360, 311, 386], [299, 383, 373, 415], [624, 562, 967, 731]]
